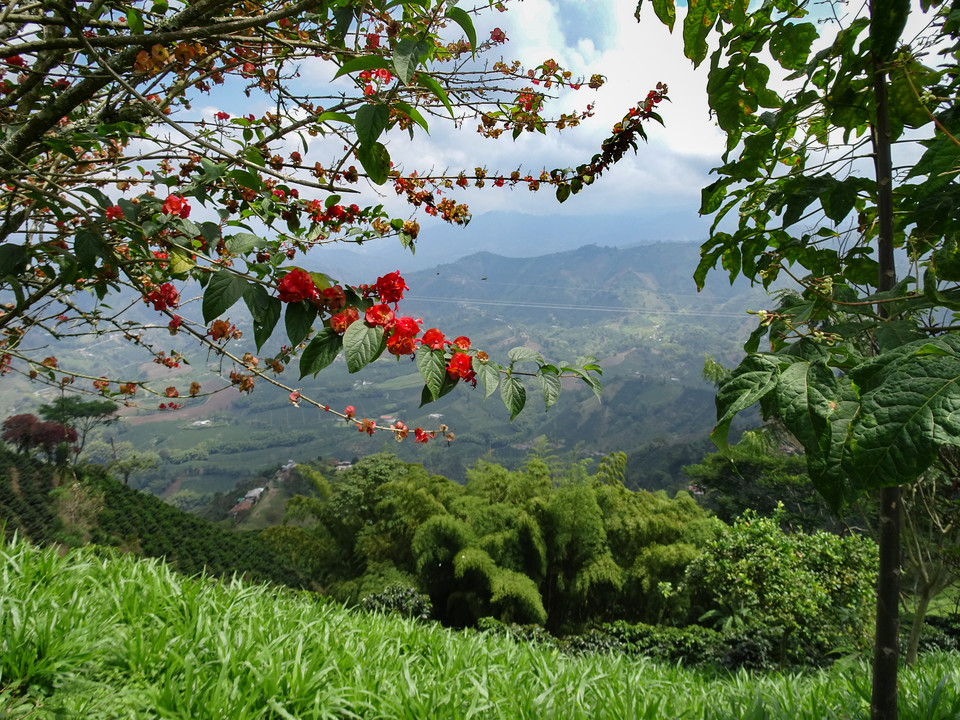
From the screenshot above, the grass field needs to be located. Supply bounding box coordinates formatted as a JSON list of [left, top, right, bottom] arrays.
[[3, 536, 959, 720]]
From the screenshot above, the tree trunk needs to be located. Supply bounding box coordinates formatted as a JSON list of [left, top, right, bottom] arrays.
[[871, 486, 901, 720], [904, 581, 934, 666], [870, 29, 901, 720]]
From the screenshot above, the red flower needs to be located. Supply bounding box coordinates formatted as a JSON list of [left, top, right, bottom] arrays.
[[386, 332, 417, 357], [365, 303, 395, 327], [161, 194, 190, 218], [330, 307, 359, 334], [344, 405, 356, 418], [321, 285, 346, 311], [145, 282, 179, 311], [392, 316, 421, 337], [215, 111, 230, 121], [366, 33, 380, 50], [277, 269, 318, 303], [452, 336, 471, 350], [420, 328, 448, 350], [372, 271, 408, 305], [359, 418, 376, 435], [105, 205, 123, 220], [414, 427, 432, 444], [207, 319, 235, 341], [490, 28, 507, 44], [446, 352, 476, 385], [168, 314, 182, 334], [165, 386, 179, 398], [392, 420, 409, 441]]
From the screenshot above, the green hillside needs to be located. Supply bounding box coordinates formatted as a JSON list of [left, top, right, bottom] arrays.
[[0, 447, 302, 588]]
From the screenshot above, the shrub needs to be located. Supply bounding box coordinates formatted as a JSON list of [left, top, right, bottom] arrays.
[[360, 584, 434, 621]]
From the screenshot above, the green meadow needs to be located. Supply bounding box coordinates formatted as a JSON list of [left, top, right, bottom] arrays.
[[3, 536, 958, 720]]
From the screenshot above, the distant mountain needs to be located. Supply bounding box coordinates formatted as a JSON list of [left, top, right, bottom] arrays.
[[1, 242, 771, 499], [303, 212, 712, 281]]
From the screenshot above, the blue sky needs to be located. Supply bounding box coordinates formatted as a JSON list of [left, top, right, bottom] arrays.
[[194, 0, 724, 279], [319, 0, 724, 277]]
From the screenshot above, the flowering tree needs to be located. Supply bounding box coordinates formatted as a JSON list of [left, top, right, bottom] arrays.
[[0, 0, 667, 440], [1, 414, 78, 462]]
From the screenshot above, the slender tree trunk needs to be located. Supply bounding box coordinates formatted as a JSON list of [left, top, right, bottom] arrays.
[[905, 580, 937, 666], [872, 487, 901, 720], [870, 45, 901, 720]]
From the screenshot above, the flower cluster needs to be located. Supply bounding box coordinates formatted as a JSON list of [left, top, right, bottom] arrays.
[[161, 194, 190, 218], [277, 269, 319, 303], [359, 68, 394, 96], [144, 282, 179, 312]]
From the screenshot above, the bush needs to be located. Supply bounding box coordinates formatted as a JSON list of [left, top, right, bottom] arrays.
[[684, 509, 877, 665], [360, 584, 434, 621], [915, 614, 960, 654], [475, 617, 557, 647]]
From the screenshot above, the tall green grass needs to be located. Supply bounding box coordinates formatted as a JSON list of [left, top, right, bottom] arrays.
[[2, 536, 959, 719]]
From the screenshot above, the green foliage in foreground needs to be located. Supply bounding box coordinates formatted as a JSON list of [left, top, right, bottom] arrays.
[[2, 537, 960, 720]]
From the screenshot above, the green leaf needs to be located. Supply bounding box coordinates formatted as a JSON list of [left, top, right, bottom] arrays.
[[202, 270, 249, 323], [355, 103, 390, 148], [343, 322, 384, 373], [76, 186, 111, 208], [556, 184, 571, 203], [419, 374, 458, 407], [316, 111, 352, 125], [300, 328, 342, 378], [0, 244, 29, 278], [445, 6, 478, 54], [539, 369, 562, 411], [416, 73, 454, 119], [243, 284, 281, 351], [117, 198, 139, 221], [768, 22, 817, 70], [682, 0, 720, 67], [810, 380, 861, 511], [393, 38, 430, 84], [75, 230, 105, 273], [712, 354, 781, 451], [284, 301, 317, 348], [870, 0, 910, 59], [500, 375, 526, 421], [508, 346, 543, 364], [774, 359, 837, 473], [358, 142, 391, 185], [392, 101, 429, 133], [851, 335, 960, 487], [476, 361, 500, 400], [169, 248, 194, 276], [228, 169, 262, 191], [642, 0, 676, 32], [417, 346, 447, 401], [225, 232, 263, 255], [333, 55, 392, 80], [125, 8, 144, 34]]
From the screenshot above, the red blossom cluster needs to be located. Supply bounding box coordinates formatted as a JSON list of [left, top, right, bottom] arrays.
[[144, 282, 179, 312], [161, 194, 190, 218], [306, 200, 362, 225], [359, 68, 394, 96], [277, 268, 319, 303]]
